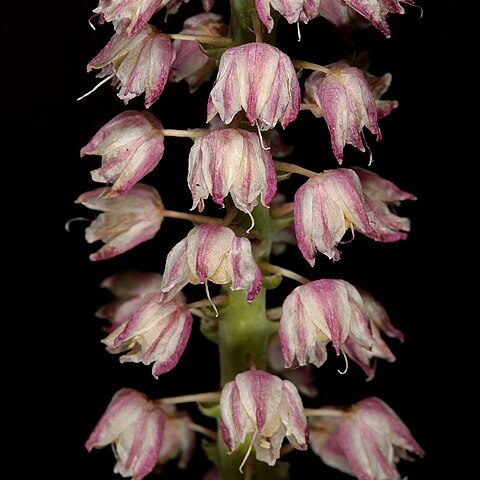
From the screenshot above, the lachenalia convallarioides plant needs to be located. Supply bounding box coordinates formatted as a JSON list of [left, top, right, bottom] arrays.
[[72, 0, 425, 478]]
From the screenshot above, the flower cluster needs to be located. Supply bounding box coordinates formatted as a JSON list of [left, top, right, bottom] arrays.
[[74, 1, 424, 479]]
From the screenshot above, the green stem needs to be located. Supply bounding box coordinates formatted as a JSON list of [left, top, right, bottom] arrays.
[[213, 3, 285, 478]]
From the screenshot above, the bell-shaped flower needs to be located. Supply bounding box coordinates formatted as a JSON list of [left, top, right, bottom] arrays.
[[255, 0, 321, 32], [86, 388, 167, 480], [354, 166, 416, 243], [268, 334, 319, 398], [293, 168, 373, 264], [96, 271, 164, 332], [343, 0, 416, 38], [344, 287, 404, 379], [279, 279, 372, 368], [93, 0, 167, 36], [169, 13, 228, 92], [304, 68, 397, 119], [366, 72, 399, 119], [304, 64, 380, 163], [359, 287, 405, 341], [309, 397, 424, 479], [207, 43, 300, 131], [81, 110, 165, 197], [104, 293, 192, 378], [316, 0, 367, 41], [161, 224, 262, 302], [220, 370, 308, 466], [75, 184, 164, 261], [87, 24, 175, 108], [156, 405, 196, 469], [187, 128, 277, 222]]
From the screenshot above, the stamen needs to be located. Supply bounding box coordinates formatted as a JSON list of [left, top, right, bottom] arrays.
[[256, 121, 270, 150], [64, 217, 90, 232], [205, 282, 219, 317], [245, 210, 255, 234], [239, 431, 257, 473], [361, 130, 373, 165], [337, 349, 349, 375], [296, 22, 302, 42], [77, 74, 114, 101], [88, 14, 97, 30]]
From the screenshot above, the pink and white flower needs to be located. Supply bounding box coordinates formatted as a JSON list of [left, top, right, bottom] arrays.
[[343, 0, 416, 38], [75, 184, 164, 261], [86, 389, 196, 479], [156, 405, 196, 469], [309, 397, 424, 479], [304, 64, 380, 163], [96, 271, 165, 332], [354, 166, 416, 243], [207, 43, 300, 130], [169, 13, 228, 92], [316, 0, 367, 41], [87, 24, 175, 108], [293, 168, 373, 264], [187, 128, 277, 220], [255, 0, 321, 32], [86, 388, 166, 480], [161, 224, 262, 301], [220, 370, 308, 466], [81, 110, 165, 197], [344, 287, 404, 379], [104, 294, 192, 378], [279, 279, 373, 368]]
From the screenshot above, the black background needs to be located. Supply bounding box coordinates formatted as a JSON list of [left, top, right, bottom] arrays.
[[10, 0, 460, 477]]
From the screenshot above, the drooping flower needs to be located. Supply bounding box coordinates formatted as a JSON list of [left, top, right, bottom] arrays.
[[255, 0, 320, 32], [268, 334, 319, 398], [279, 279, 373, 368], [309, 397, 424, 479], [207, 43, 300, 131], [304, 64, 380, 163], [96, 271, 165, 332], [343, 0, 416, 38], [75, 184, 164, 261], [304, 67, 397, 119], [293, 168, 373, 264], [81, 111, 165, 197], [316, 0, 368, 41], [220, 370, 308, 466], [344, 287, 404, 379], [187, 128, 277, 221], [104, 293, 192, 378], [353, 166, 416, 243], [169, 13, 228, 92], [366, 72, 399, 119], [155, 405, 196, 469], [161, 224, 262, 302], [86, 389, 196, 479], [86, 388, 166, 480], [87, 24, 175, 108]]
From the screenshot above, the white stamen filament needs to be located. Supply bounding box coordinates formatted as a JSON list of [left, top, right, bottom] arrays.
[[245, 210, 255, 234], [88, 15, 97, 30], [77, 74, 114, 101], [255, 121, 270, 150], [337, 349, 349, 375], [65, 217, 90, 232], [239, 431, 257, 473], [297, 22, 302, 42], [204, 282, 219, 317]]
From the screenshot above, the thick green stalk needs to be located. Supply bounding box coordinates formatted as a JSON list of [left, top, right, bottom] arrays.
[[212, 3, 286, 478]]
